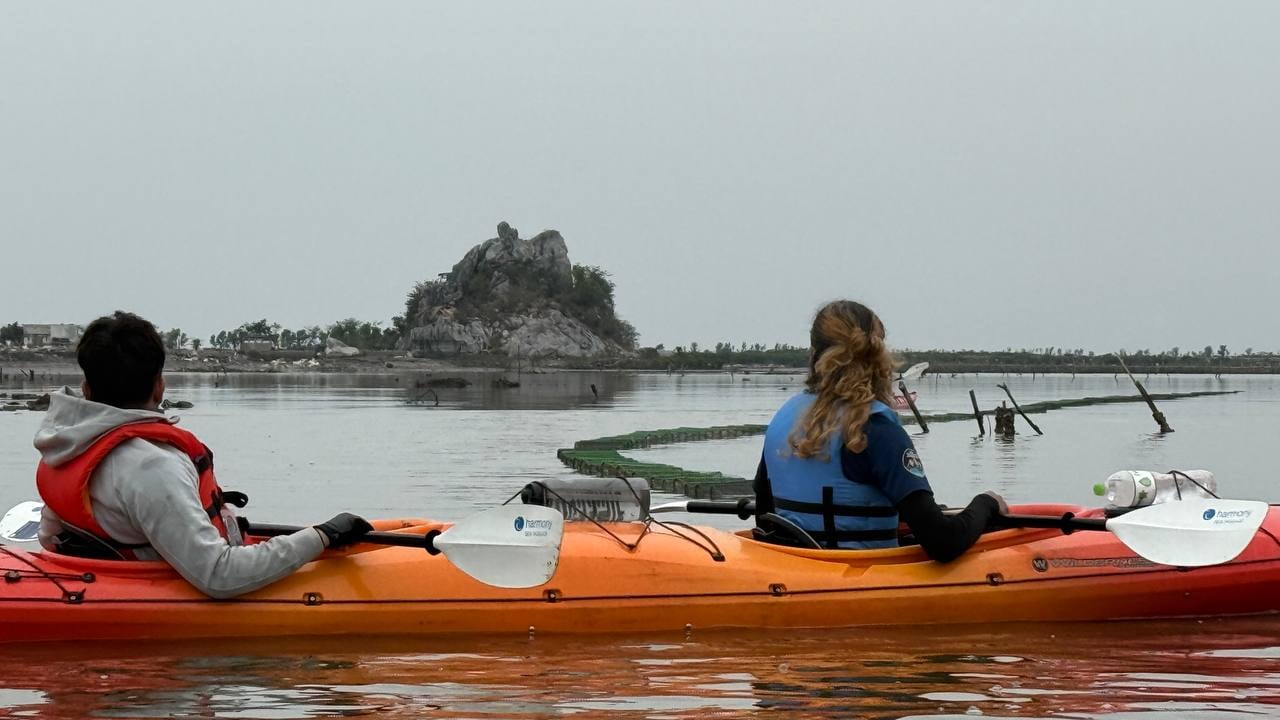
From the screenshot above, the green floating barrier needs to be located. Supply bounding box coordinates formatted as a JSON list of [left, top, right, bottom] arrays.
[[558, 390, 1238, 499]]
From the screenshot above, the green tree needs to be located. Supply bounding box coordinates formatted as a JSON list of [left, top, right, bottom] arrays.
[[0, 322, 22, 345], [162, 328, 188, 350], [327, 319, 397, 350], [191, 338, 202, 352], [240, 319, 280, 338]]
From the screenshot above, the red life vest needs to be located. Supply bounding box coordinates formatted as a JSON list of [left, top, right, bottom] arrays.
[[36, 419, 231, 557]]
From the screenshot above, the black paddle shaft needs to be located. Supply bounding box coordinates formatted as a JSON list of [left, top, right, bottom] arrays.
[[989, 512, 1108, 533], [682, 503, 1110, 533], [247, 522, 441, 553], [685, 498, 756, 519]]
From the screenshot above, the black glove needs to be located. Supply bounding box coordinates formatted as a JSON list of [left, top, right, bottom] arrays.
[[314, 513, 373, 548]]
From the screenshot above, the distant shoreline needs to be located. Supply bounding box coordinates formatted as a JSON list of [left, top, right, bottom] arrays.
[[0, 351, 467, 381], [3, 352, 1276, 384]]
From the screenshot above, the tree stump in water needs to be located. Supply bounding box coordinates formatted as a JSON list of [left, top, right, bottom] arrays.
[[994, 402, 1016, 436]]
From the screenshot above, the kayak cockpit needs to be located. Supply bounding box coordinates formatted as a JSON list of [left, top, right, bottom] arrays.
[[24, 517, 440, 577], [734, 503, 1092, 566]]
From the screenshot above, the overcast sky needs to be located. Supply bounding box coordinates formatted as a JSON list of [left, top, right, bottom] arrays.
[[2, 2, 1277, 352]]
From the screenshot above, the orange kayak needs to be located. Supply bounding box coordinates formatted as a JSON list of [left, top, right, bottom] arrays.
[[4, 503, 1280, 644]]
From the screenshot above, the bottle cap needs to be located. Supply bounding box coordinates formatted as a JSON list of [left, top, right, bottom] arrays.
[[1092, 483, 1106, 496]]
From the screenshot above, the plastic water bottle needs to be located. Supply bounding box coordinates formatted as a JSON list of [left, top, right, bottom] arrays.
[[1092, 470, 1218, 509], [520, 477, 651, 522]]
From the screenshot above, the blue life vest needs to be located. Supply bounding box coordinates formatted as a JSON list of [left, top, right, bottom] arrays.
[[761, 393, 901, 549]]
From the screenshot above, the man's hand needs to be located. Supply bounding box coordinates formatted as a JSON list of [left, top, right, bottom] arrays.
[[314, 513, 374, 548]]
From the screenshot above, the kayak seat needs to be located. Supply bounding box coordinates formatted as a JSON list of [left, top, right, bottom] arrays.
[[752, 512, 822, 549]]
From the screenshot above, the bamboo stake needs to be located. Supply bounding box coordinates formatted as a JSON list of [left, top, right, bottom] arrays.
[[898, 380, 928, 433], [996, 383, 1043, 435], [969, 389, 985, 436], [1115, 353, 1173, 433]]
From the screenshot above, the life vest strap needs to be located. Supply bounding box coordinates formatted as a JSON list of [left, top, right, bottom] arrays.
[[773, 497, 897, 517], [822, 487, 838, 549]]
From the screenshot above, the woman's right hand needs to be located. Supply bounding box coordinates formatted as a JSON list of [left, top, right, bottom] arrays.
[[981, 490, 1009, 515]]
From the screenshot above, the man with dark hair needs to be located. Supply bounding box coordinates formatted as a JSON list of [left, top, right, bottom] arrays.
[[33, 311, 372, 599]]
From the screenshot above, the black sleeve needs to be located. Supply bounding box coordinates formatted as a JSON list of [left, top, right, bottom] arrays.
[[896, 490, 1000, 563], [752, 454, 775, 514], [842, 416, 932, 504]]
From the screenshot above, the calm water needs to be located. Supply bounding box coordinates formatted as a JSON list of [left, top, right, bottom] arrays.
[[3, 370, 1280, 719]]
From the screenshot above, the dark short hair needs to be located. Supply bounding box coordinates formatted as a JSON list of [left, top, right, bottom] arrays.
[[77, 311, 165, 407]]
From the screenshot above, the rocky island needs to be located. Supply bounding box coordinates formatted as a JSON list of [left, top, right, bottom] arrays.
[[398, 222, 637, 359]]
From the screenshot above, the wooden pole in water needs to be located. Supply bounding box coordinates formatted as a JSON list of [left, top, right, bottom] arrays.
[[1115, 353, 1173, 433], [969, 389, 985, 436], [898, 380, 928, 433], [996, 383, 1043, 435]]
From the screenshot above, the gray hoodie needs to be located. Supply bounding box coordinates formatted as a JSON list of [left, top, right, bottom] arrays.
[[34, 389, 325, 599]]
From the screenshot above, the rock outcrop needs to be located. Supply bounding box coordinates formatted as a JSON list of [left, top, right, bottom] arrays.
[[325, 336, 361, 357], [399, 223, 634, 358]]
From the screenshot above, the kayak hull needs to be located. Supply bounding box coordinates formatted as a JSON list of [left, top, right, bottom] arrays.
[[890, 392, 918, 410], [4, 504, 1280, 643]]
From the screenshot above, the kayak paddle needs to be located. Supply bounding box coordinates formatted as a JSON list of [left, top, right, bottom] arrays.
[[1, 502, 564, 590], [650, 498, 756, 519], [991, 498, 1268, 567], [650, 497, 1269, 567], [897, 362, 929, 382], [251, 504, 565, 589], [0, 501, 42, 542]]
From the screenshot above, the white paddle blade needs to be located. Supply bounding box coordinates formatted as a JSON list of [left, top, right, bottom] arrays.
[[1108, 499, 1268, 567], [436, 505, 564, 589], [900, 362, 929, 381], [0, 502, 43, 543], [648, 501, 691, 514]]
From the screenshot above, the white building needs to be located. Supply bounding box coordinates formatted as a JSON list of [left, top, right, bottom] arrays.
[[22, 324, 83, 348]]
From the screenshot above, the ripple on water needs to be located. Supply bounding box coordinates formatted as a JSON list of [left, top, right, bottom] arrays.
[[0, 688, 47, 709], [1200, 646, 1280, 659], [8, 605, 1280, 719]]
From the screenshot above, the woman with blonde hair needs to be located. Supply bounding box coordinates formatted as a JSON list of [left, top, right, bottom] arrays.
[[753, 300, 1005, 560]]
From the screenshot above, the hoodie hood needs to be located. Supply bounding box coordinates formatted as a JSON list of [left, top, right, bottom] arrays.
[[34, 388, 174, 467]]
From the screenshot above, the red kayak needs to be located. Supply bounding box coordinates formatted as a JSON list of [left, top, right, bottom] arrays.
[[890, 392, 918, 410]]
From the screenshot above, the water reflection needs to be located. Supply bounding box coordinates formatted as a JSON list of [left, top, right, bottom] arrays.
[[5, 374, 1280, 717], [7, 619, 1280, 718], [162, 370, 638, 411]]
